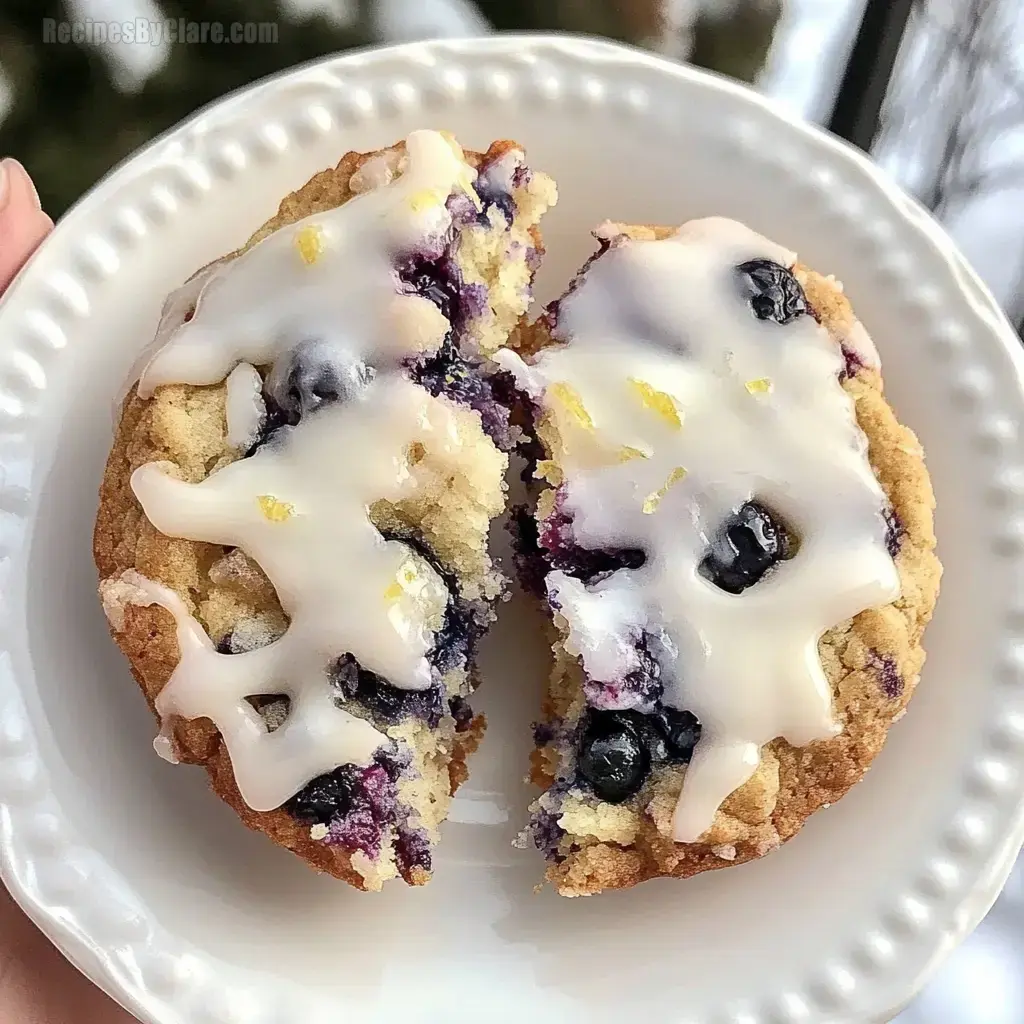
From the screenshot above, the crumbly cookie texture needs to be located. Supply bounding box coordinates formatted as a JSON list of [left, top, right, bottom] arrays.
[[94, 138, 555, 890], [518, 224, 941, 897]]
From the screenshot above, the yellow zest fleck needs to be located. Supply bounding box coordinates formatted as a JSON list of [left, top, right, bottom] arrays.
[[294, 224, 325, 265], [628, 378, 682, 429], [384, 561, 420, 602], [642, 466, 687, 515], [745, 377, 774, 396], [408, 187, 447, 213], [548, 382, 594, 431], [258, 495, 294, 522], [617, 446, 650, 463]]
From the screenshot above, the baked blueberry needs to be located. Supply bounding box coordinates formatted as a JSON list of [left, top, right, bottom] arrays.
[[736, 259, 808, 325], [883, 506, 904, 557], [285, 766, 357, 825], [567, 546, 647, 585], [331, 654, 445, 727], [396, 253, 462, 328], [375, 529, 488, 677], [576, 711, 650, 803], [475, 170, 517, 226], [592, 707, 701, 765], [530, 807, 567, 861], [412, 350, 516, 450], [873, 652, 903, 699], [395, 825, 432, 877], [538, 495, 647, 584], [656, 706, 702, 761], [265, 338, 374, 421], [699, 500, 792, 594], [243, 391, 294, 455]]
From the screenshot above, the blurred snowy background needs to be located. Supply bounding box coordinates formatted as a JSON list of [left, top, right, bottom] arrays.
[[1, 1, 1023, 1019]]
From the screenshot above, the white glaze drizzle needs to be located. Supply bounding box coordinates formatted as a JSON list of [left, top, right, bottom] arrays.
[[137, 131, 471, 396], [116, 130, 486, 811], [500, 217, 900, 842], [224, 362, 266, 449]]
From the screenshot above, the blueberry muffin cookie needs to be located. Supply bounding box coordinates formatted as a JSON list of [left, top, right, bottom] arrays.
[[94, 130, 557, 890], [501, 218, 940, 896]]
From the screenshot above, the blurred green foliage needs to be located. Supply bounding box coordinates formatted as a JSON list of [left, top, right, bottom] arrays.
[[0, 0, 781, 217]]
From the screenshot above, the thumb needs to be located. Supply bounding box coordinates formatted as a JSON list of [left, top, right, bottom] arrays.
[[0, 159, 54, 293]]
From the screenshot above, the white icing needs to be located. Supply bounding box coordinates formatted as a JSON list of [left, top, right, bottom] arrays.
[[503, 217, 900, 842], [477, 149, 522, 193], [137, 129, 472, 397], [548, 572, 644, 683], [225, 362, 266, 449], [113, 260, 224, 423], [121, 130, 485, 811], [349, 149, 402, 194], [843, 319, 881, 369], [128, 378, 463, 811]]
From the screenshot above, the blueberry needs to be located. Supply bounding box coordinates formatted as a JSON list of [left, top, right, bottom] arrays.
[[394, 826, 432, 878], [430, 599, 481, 677], [602, 707, 701, 763], [840, 344, 863, 381], [567, 546, 647, 585], [883, 506, 904, 557], [699, 500, 792, 594], [873, 652, 903, 698], [736, 259, 809, 325], [377, 530, 488, 676], [331, 654, 445, 728], [574, 705, 702, 803], [411, 351, 516, 450], [576, 711, 650, 803], [537, 494, 647, 585], [265, 338, 374, 422], [475, 179, 516, 226], [285, 766, 357, 825], [540, 503, 643, 585], [656, 707, 702, 761], [530, 808, 567, 862], [396, 252, 516, 448], [396, 254, 462, 327], [445, 192, 478, 227], [244, 394, 293, 455]]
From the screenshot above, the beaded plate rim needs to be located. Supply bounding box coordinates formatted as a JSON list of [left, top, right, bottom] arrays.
[[0, 34, 1023, 1024]]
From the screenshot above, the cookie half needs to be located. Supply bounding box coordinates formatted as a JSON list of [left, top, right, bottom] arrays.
[[94, 131, 556, 890], [502, 218, 940, 896]]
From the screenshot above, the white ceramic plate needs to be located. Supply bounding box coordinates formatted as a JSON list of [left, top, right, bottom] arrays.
[[1, 34, 1023, 1024]]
